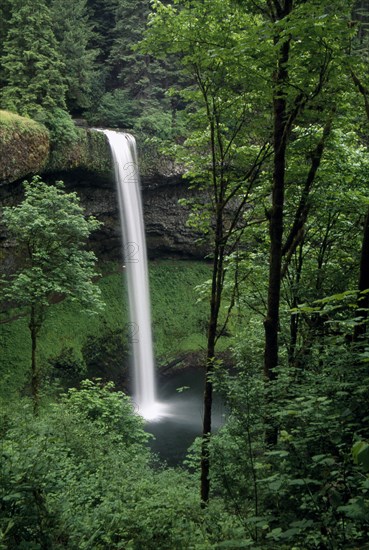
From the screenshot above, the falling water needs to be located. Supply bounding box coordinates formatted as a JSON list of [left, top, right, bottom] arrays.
[[101, 130, 163, 420]]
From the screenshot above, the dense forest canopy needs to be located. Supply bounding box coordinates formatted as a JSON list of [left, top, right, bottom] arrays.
[[0, 0, 180, 138], [2, 0, 369, 548]]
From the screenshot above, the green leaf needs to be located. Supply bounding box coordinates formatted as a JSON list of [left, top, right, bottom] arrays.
[[265, 450, 289, 458], [176, 386, 190, 393], [352, 441, 369, 472]]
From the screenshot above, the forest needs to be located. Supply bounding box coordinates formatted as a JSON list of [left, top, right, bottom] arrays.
[[1, 0, 369, 548]]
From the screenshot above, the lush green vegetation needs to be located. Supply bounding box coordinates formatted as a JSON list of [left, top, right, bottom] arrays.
[[3, 0, 369, 548], [0, 381, 250, 549], [2, 176, 104, 413], [0, 110, 46, 139], [1, 259, 210, 400]]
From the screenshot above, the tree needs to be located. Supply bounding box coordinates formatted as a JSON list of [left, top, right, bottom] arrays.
[[280, 128, 368, 369], [108, 0, 152, 96], [109, 0, 178, 105], [87, 0, 118, 65], [50, 0, 99, 114], [236, 0, 351, 449], [0, 0, 67, 118], [0, 0, 11, 88], [349, 14, 369, 341], [143, 0, 271, 503], [87, 0, 182, 139], [1, 176, 103, 413], [145, 0, 355, 499]]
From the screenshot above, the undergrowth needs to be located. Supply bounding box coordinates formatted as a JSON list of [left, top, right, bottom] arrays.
[[0, 260, 210, 399]]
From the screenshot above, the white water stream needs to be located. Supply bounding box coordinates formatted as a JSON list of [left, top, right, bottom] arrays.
[[101, 130, 164, 420]]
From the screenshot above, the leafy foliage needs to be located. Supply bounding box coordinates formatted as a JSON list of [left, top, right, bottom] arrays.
[[2, 176, 103, 313], [87, 88, 135, 128], [0, 381, 249, 548], [1, 176, 103, 410]]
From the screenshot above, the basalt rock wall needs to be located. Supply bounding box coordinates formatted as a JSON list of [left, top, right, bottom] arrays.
[[45, 168, 209, 262]]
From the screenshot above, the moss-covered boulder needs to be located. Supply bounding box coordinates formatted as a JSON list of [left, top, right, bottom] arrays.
[[0, 110, 50, 183]]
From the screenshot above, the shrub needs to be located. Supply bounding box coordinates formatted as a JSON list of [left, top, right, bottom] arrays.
[[34, 107, 78, 145]]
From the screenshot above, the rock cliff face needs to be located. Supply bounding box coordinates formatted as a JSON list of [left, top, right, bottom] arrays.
[[143, 178, 208, 259], [0, 112, 208, 272], [43, 168, 208, 262]]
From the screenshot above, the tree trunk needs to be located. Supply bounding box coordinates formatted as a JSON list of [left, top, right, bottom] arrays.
[[354, 206, 369, 340], [350, 72, 369, 342], [264, 9, 291, 376], [200, 203, 224, 505], [288, 241, 304, 366], [200, 338, 215, 505], [263, 2, 292, 446], [30, 305, 40, 415]]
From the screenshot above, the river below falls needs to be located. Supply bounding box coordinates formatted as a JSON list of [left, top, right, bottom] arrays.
[[145, 367, 226, 466]]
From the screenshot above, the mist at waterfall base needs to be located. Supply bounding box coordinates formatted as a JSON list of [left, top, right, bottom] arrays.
[[102, 129, 225, 464]]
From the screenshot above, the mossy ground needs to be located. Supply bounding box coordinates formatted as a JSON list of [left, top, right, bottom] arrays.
[[0, 260, 211, 400]]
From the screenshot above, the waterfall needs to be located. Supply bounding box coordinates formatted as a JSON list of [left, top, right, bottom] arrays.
[[101, 130, 162, 420]]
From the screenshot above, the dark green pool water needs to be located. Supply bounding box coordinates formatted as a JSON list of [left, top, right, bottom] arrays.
[[146, 368, 226, 466]]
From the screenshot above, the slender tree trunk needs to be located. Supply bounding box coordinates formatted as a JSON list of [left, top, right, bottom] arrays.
[[263, 2, 292, 446], [264, 99, 288, 382], [30, 305, 40, 415], [264, 6, 291, 375], [354, 206, 369, 340], [350, 72, 369, 341], [200, 202, 224, 504], [200, 334, 215, 505], [288, 241, 304, 366]]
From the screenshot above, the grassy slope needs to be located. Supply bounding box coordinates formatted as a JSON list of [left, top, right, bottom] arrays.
[[0, 260, 210, 399]]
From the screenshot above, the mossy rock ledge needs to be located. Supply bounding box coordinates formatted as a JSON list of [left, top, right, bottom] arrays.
[[0, 110, 114, 185], [46, 127, 112, 179], [0, 110, 50, 184], [0, 110, 183, 186]]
